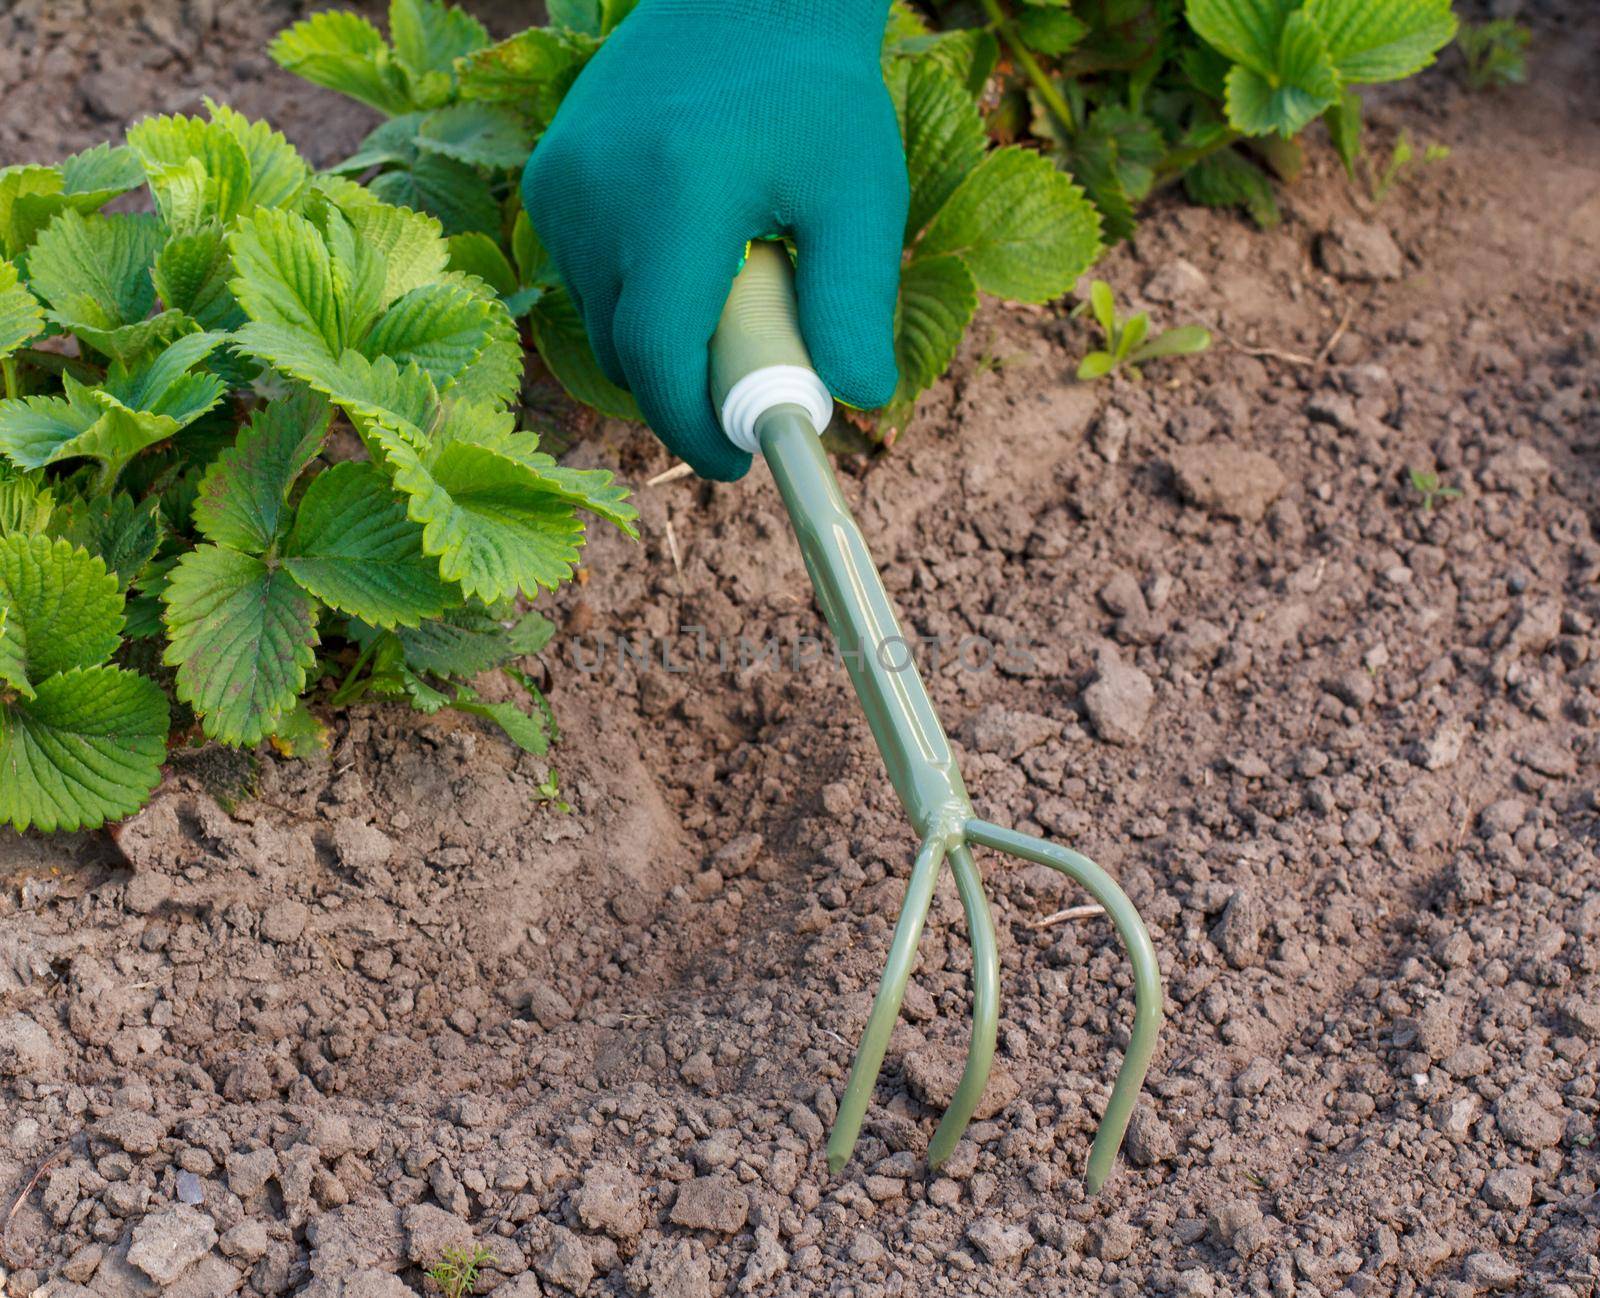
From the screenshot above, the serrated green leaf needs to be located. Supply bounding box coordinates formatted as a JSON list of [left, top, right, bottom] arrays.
[[230, 322, 439, 441], [1305, 0, 1457, 83], [127, 112, 252, 231], [105, 330, 226, 414], [445, 405, 638, 536], [0, 604, 23, 695], [1223, 11, 1341, 137], [375, 425, 585, 604], [228, 206, 347, 356], [0, 665, 168, 832], [385, 608, 516, 677], [0, 258, 44, 361], [269, 10, 415, 116], [894, 60, 987, 240], [526, 286, 641, 420], [0, 349, 218, 483], [340, 200, 451, 307], [369, 153, 502, 236], [1017, 5, 1089, 55], [919, 147, 1101, 302], [361, 279, 498, 387], [192, 390, 330, 553], [285, 461, 455, 627], [59, 143, 146, 206], [0, 471, 54, 537], [49, 492, 163, 590], [438, 292, 524, 409], [1183, 146, 1280, 227], [0, 394, 95, 471], [453, 687, 549, 755], [162, 544, 319, 746], [334, 112, 425, 174], [0, 167, 61, 260], [893, 254, 977, 405], [25, 210, 165, 353], [0, 534, 124, 686], [447, 232, 520, 297], [205, 100, 312, 210], [266, 698, 330, 757], [416, 102, 538, 171], [1185, 0, 1289, 76], [390, 0, 490, 82], [455, 28, 591, 122], [153, 224, 242, 330]]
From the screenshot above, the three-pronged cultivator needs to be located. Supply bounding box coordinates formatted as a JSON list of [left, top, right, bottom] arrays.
[[710, 243, 1163, 1191]]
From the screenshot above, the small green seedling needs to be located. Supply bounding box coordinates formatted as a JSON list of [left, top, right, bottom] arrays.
[[536, 768, 571, 814], [1370, 132, 1451, 203], [1075, 280, 1210, 382], [426, 1245, 497, 1298], [1456, 20, 1531, 91], [1408, 468, 1462, 512]]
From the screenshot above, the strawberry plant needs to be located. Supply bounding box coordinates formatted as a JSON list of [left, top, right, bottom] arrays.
[[926, 0, 1458, 234], [274, 0, 1104, 437], [0, 104, 635, 833], [270, 0, 640, 423]]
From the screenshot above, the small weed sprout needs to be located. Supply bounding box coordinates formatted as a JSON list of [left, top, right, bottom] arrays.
[[537, 769, 572, 814], [1408, 468, 1463, 512], [1457, 20, 1531, 91], [427, 1245, 497, 1298], [1370, 132, 1451, 203], [1075, 281, 1210, 382]]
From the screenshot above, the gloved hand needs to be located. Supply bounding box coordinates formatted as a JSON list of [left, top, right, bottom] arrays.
[[521, 0, 907, 481]]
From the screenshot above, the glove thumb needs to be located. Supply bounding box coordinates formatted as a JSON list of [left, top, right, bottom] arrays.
[[793, 200, 903, 412]]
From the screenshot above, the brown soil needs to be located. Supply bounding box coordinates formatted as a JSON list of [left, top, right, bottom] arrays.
[[2, 2, 1598, 1297]]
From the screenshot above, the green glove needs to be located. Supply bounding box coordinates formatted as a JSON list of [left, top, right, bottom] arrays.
[[521, 0, 906, 481]]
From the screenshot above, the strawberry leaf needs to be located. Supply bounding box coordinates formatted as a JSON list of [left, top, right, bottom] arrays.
[[0, 257, 44, 361], [375, 424, 585, 604], [285, 460, 457, 627], [919, 147, 1101, 302], [0, 534, 124, 688], [162, 544, 319, 746], [49, 492, 164, 590], [192, 389, 331, 553], [416, 103, 536, 171], [1223, 10, 1340, 137], [892, 59, 987, 240], [893, 254, 977, 406], [1304, 0, 1457, 84], [25, 210, 176, 363], [269, 11, 414, 116], [391, 0, 491, 82], [0, 665, 168, 832]]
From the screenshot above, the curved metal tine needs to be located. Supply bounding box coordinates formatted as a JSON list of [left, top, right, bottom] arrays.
[[964, 817, 1163, 1194], [927, 840, 1000, 1169], [827, 835, 947, 1174]]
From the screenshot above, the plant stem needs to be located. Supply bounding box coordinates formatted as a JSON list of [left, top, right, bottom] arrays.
[[1152, 126, 1243, 189], [2, 357, 18, 400], [330, 639, 379, 707], [979, 0, 1075, 135]]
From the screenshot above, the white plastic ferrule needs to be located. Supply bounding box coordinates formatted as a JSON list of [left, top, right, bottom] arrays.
[[718, 365, 833, 455]]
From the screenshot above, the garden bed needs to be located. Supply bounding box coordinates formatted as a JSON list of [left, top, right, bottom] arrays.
[[0, 2, 1596, 1296]]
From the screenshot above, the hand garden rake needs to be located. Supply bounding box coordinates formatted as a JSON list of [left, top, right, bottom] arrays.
[[707, 243, 1163, 1192]]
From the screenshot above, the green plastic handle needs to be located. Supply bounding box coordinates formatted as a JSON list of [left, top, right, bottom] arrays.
[[710, 241, 817, 410]]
